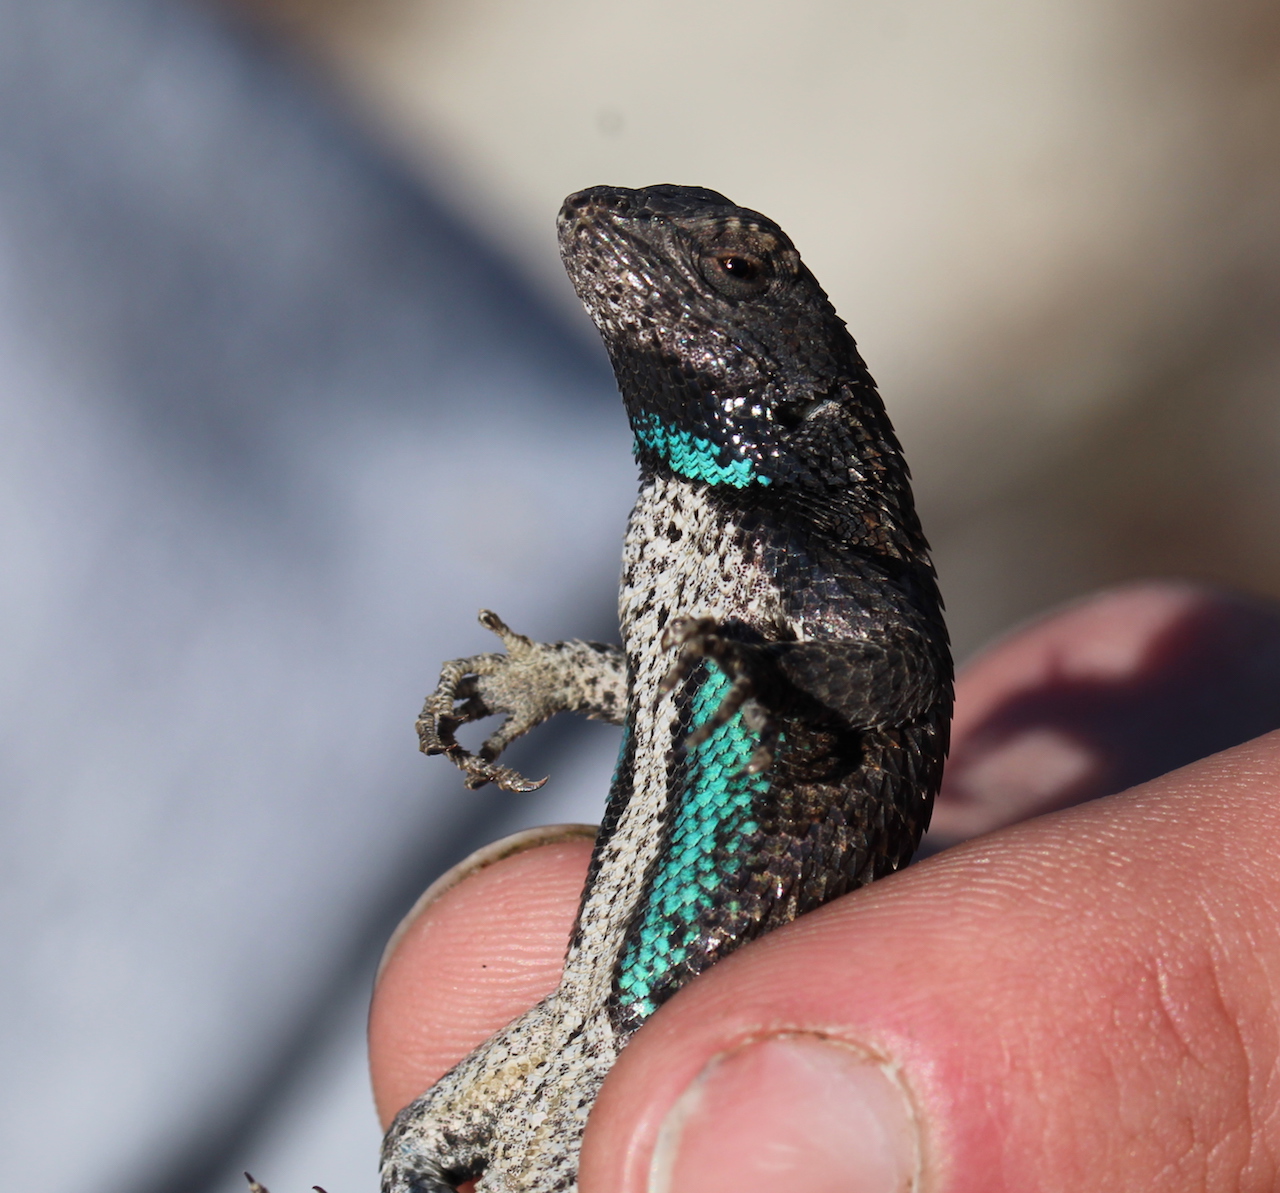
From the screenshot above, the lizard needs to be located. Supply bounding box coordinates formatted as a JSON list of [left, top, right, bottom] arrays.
[[380, 183, 953, 1193]]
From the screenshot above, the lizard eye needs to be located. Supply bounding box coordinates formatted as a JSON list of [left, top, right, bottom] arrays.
[[719, 255, 760, 279], [699, 250, 772, 298]]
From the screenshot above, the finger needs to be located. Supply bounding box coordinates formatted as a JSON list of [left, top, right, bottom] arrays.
[[580, 731, 1280, 1193], [368, 827, 594, 1127], [928, 581, 1280, 848]]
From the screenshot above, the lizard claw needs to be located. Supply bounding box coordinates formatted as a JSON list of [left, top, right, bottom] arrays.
[[741, 701, 780, 773], [243, 1175, 329, 1193], [456, 750, 548, 793], [657, 616, 719, 695]]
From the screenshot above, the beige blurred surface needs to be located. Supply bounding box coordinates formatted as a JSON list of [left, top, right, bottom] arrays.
[[233, 0, 1280, 656]]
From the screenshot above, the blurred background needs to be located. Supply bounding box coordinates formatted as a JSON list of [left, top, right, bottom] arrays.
[[2, 1, 1278, 1190]]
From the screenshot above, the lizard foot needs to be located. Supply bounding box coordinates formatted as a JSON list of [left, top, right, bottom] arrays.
[[659, 616, 779, 774], [416, 610, 551, 792]]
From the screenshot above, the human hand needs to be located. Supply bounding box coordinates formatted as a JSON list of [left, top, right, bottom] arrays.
[[371, 582, 1280, 1192]]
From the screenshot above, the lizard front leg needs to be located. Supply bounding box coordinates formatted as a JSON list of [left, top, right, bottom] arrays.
[[418, 609, 627, 791], [662, 614, 948, 770]]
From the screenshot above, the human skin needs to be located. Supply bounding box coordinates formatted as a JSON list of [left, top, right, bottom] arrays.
[[370, 582, 1280, 1192]]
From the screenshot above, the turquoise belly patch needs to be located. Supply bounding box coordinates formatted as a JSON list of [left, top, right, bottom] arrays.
[[615, 662, 775, 1018]]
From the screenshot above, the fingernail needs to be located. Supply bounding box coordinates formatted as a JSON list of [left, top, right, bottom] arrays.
[[651, 1035, 921, 1193], [374, 823, 596, 985]]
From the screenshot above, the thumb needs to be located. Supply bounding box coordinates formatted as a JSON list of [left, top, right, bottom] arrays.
[[579, 730, 1280, 1193]]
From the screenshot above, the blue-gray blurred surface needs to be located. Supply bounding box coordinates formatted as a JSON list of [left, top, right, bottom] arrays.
[[0, 3, 634, 1190]]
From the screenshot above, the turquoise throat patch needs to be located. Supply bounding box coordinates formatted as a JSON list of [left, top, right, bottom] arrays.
[[633, 413, 770, 488], [615, 663, 776, 1019]]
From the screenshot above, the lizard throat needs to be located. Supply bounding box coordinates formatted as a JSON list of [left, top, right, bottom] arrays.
[[632, 413, 771, 489]]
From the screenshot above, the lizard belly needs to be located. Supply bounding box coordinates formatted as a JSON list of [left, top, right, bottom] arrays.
[[559, 478, 786, 1012]]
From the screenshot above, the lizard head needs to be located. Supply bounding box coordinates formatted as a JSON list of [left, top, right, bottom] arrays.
[[557, 184, 890, 498]]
